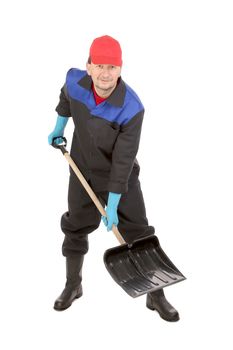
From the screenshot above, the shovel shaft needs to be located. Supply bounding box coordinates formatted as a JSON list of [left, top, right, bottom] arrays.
[[63, 152, 125, 245]]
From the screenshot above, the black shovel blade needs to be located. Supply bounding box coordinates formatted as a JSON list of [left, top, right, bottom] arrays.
[[103, 235, 186, 298]]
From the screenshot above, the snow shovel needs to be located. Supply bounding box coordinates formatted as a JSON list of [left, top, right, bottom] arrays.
[[52, 137, 186, 298]]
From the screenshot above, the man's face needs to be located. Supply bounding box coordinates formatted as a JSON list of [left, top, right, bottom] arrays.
[[86, 62, 122, 98]]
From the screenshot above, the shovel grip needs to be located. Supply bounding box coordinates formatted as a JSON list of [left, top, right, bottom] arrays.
[[51, 137, 67, 154], [52, 138, 125, 245]]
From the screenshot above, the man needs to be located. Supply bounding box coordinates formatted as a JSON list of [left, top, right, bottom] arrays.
[[48, 35, 179, 322]]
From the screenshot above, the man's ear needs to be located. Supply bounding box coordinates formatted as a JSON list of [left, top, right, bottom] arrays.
[[86, 63, 91, 76]]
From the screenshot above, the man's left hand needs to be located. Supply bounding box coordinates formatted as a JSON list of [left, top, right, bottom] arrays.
[[102, 192, 122, 231]]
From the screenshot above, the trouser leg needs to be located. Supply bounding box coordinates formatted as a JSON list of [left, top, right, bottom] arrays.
[[61, 171, 102, 256], [116, 179, 155, 244]]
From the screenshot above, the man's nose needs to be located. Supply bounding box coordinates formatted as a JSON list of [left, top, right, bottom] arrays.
[[101, 67, 111, 77]]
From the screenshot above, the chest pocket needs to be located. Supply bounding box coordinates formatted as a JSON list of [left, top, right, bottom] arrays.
[[88, 116, 120, 155]]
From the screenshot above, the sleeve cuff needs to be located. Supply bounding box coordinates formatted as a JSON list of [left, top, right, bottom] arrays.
[[107, 181, 128, 194], [55, 106, 71, 117]]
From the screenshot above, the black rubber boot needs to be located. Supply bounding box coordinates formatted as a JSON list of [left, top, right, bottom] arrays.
[[54, 255, 84, 311], [146, 289, 179, 322]]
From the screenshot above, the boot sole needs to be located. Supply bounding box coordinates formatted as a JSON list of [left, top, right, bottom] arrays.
[[54, 291, 83, 311], [146, 303, 180, 322]]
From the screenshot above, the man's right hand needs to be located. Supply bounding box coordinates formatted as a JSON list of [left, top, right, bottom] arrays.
[[48, 115, 69, 145], [48, 130, 64, 145]]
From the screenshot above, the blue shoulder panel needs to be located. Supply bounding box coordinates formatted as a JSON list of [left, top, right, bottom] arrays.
[[66, 68, 96, 109], [121, 83, 144, 124], [91, 93, 143, 125]]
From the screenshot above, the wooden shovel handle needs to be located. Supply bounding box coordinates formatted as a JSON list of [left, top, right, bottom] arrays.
[[63, 152, 126, 245]]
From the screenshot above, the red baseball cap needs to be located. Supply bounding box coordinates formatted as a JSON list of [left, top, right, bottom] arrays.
[[89, 35, 122, 66]]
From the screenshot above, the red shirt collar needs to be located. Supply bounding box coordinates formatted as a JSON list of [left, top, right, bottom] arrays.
[[92, 84, 107, 105]]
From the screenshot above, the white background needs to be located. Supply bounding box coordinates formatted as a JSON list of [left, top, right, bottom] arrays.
[[0, 0, 232, 349]]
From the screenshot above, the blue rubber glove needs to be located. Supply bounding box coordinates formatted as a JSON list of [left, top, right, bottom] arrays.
[[48, 115, 69, 145], [102, 192, 122, 231]]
